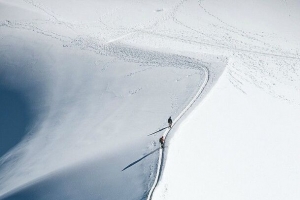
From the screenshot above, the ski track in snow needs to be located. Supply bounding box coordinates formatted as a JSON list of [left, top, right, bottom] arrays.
[[0, 1, 290, 57], [3, 0, 297, 107], [1, 1, 299, 61]]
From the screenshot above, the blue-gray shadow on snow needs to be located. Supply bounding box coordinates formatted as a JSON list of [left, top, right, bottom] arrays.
[[1, 146, 159, 200], [1, 188, 38, 200], [122, 148, 160, 171], [0, 85, 33, 157]]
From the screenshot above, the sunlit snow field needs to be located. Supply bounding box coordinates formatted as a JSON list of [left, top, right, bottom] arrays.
[[0, 0, 299, 200]]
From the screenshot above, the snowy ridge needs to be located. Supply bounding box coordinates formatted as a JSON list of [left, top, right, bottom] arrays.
[[147, 66, 209, 200]]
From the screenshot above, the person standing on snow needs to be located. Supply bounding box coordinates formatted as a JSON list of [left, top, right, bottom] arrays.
[[159, 136, 165, 148], [168, 116, 172, 128]]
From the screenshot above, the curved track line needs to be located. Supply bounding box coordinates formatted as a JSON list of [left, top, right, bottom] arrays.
[[147, 66, 209, 200]]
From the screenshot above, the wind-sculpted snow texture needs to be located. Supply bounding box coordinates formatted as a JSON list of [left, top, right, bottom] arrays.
[[0, 1, 223, 199], [1, 0, 300, 200]]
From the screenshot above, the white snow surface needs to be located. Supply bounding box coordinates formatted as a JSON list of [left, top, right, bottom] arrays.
[[0, 0, 299, 200]]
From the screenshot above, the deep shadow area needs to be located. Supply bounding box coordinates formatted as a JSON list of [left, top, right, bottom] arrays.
[[1, 188, 39, 200], [122, 148, 160, 171], [1, 146, 156, 200], [0, 85, 32, 157]]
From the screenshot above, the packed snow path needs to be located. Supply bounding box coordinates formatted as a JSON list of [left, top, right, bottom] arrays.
[[147, 67, 209, 200]]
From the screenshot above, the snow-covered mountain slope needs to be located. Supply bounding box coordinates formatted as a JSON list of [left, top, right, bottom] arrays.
[[0, 0, 299, 200], [0, 1, 225, 199], [149, 0, 300, 200]]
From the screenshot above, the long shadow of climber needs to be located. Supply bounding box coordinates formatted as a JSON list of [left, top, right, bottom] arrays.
[[122, 148, 160, 171], [148, 127, 169, 136]]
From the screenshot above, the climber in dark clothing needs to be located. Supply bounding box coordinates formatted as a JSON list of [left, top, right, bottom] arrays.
[[159, 136, 165, 148], [168, 116, 172, 128]]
